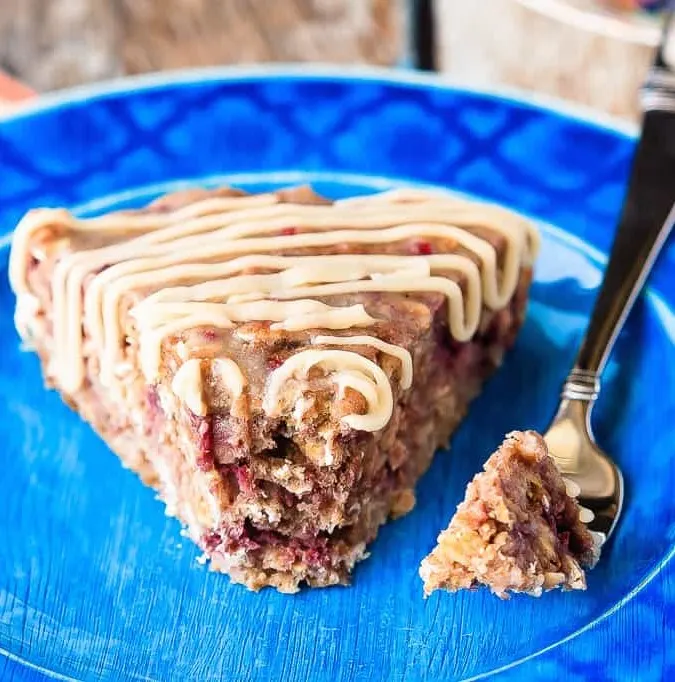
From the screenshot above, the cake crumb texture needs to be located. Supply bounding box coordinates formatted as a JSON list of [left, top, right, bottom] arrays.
[[420, 430, 599, 598]]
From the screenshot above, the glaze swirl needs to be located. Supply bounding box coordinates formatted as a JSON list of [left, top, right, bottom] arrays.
[[9, 188, 539, 432]]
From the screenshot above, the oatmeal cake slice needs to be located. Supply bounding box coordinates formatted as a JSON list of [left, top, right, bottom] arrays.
[[9, 185, 539, 592], [420, 431, 599, 598]]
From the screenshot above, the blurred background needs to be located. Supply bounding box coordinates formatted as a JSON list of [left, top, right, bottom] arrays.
[[0, 0, 671, 119]]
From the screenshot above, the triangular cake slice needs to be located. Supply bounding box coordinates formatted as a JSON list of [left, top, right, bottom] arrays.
[[9, 185, 539, 592], [420, 431, 599, 598]]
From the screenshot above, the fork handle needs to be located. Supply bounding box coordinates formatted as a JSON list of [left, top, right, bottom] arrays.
[[563, 107, 675, 401]]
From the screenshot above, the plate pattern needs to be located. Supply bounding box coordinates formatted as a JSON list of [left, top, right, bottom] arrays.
[[0, 69, 673, 682]]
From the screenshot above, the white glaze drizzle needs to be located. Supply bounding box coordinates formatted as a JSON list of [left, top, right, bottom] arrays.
[[9, 189, 539, 431], [171, 357, 246, 417], [262, 349, 393, 432], [171, 359, 207, 417], [311, 335, 413, 390]]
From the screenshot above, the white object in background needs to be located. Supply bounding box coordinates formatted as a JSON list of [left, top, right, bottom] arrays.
[[434, 0, 674, 120]]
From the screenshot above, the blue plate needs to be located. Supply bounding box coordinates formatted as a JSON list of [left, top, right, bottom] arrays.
[[0, 66, 673, 682]]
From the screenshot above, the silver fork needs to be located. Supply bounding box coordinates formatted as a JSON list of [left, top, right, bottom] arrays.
[[544, 10, 675, 543]]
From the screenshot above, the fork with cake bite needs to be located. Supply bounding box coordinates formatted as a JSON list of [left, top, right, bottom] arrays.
[[543, 8, 675, 542]]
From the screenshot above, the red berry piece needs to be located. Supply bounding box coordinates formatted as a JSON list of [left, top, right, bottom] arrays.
[[412, 240, 433, 255]]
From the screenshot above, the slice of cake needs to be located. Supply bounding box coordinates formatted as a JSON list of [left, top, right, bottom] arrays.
[[420, 431, 599, 598], [9, 185, 539, 592]]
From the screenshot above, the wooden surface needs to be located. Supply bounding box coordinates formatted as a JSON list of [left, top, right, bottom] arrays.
[[434, 0, 664, 120], [0, 0, 402, 91], [1, 0, 659, 120]]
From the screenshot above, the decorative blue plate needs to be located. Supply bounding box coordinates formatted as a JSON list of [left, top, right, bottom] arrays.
[[0, 66, 673, 682]]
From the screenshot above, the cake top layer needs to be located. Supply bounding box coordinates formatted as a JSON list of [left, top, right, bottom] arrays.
[[9, 186, 538, 432], [420, 431, 599, 598]]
